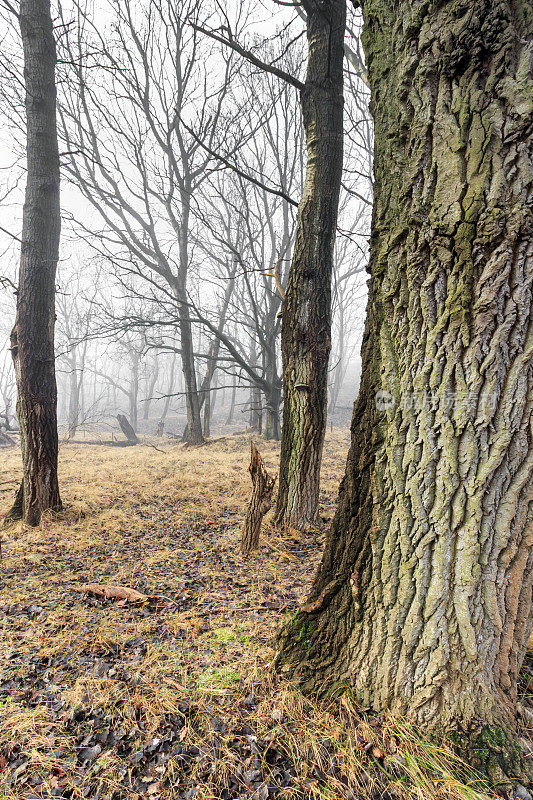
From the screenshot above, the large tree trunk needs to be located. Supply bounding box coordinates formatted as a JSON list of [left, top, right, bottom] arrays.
[[276, 0, 533, 781], [275, 0, 345, 530], [7, 0, 62, 526]]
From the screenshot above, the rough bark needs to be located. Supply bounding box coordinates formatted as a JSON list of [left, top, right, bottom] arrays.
[[276, 0, 533, 782], [275, 0, 345, 530], [241, 442, 276, 556], [6, 0, 62, 526]]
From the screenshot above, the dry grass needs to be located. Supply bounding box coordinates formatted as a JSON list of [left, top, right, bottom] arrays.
[[0, 432, 504, 799]]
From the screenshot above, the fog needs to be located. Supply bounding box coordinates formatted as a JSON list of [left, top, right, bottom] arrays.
[[0, 0, 371, 441]]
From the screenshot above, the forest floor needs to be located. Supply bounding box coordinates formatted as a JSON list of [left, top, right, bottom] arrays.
[[0, 432, 531, 800]]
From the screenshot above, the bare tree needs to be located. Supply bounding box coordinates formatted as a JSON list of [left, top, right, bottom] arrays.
[[56, 267, 96, 437], [57, 0, 245, 445], [5, 0, 62, 525], [194, 2, 364, 526]]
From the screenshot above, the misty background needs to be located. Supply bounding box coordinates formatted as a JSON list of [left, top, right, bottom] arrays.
[[0, 0, 371, 440]]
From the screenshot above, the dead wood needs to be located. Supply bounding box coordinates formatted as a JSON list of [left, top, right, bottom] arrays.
[[80, 584, 148, 603], [117, 414, 139, 444], [241, 441, 276, 556]]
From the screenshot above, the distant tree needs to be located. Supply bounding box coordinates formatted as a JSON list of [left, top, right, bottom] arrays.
[[328, 211, 367, 417], [6, 0, 62, 525], [58, 0, 248, 446], [56, 268, 96, 438], [276, 0, 533, 782], [0, 352, 16, 431]]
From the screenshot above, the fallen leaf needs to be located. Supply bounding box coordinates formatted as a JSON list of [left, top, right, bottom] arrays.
[[79, 584, 149, 603]]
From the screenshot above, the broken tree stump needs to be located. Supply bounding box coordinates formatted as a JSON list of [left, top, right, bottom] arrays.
[[241, 441, 276, 556], [116, 414, 138, 445]]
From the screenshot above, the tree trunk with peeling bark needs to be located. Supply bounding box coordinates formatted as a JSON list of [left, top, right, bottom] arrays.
[[276, 0, 533, 782], [275, 0, 345, 531], [241, 442, 276, 556], [6, 0, 62, 526]]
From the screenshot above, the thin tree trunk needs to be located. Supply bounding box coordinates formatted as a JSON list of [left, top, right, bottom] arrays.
[[275, 0, 345, 530], [177, 191, 203, 445], [255, 387, 262, 435], [6, 0, 62, 526], [203, 388, 211, 438], [276, 0, 533, 781], [263, 384, 281, 441], [211, 372, 218, 416], [328, 299, 345, 416], [160, 352, 177, 424], [226, 383, 236, 425], [143, 357, 159, 420], [68, 351, 79, 437], [263, 345, 281, 441], [129, 351, 139, 432]]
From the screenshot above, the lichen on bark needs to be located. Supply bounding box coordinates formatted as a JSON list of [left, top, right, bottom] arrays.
[[276, 0, 533, 782]]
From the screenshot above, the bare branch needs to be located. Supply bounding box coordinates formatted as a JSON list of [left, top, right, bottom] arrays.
[[179, 118, 298, 207], [190, 22, 304, 91]]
